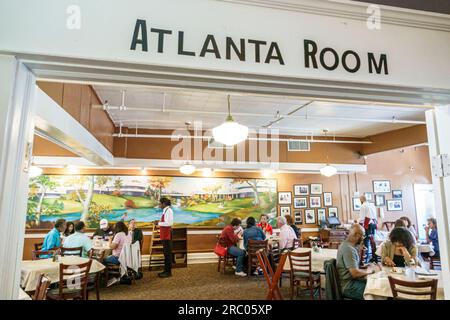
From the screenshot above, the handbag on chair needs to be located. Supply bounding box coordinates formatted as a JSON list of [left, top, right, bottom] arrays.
[[214, 243, 227, 257]]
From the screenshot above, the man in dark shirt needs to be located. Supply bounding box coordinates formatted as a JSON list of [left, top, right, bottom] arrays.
[[93, 219, 114, 239], [129, 218, 143, 248]]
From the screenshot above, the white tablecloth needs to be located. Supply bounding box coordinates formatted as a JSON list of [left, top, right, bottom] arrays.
[[18, 287, 32, 300], [364, 267, 443, 300], [283, 248, 338, 273], [21, 256, 105, 291]]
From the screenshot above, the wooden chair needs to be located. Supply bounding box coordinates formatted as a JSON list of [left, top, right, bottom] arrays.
[[60, 246, 83, 257], [256, 249, 287, 300], [32, 250, 55, 260], [429, 256, 441, 270], [388, 276, 438, 300], [87, 249, 105, 300], [288, 250, 321, 300], [216, 235, 236, 274], [34, 242, 43, 251], [247, 239, 268, 276], [46, 260, 92, 300], [32, 273, 50, 300]]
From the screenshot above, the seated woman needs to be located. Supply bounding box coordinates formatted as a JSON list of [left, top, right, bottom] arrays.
[[382, 227, 417, 267], [104, 221, 132, 265], [219, 218, 247, 277], [400, 216, 418, 240], [243, 217, 265, 250], [285, 214, 300, 239]]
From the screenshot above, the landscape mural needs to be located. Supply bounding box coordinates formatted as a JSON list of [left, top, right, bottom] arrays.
[[26, 175, 277, 229]]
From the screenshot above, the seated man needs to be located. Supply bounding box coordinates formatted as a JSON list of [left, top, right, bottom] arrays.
[[42, 219, 66, 255], [243, 217, 265, 250], [219, 218, 246, 277], [257, 214, 273, 236], [336, 224, 380, 300], [277, 216, 297, 250], [93, 219, 114, 240], [63, 221, 93, 258]]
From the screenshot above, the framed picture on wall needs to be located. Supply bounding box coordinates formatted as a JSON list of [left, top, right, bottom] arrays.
[[310, 184, 323, 195], [294, 184, 309, 196], [392, 190, 403, 199], [280, 206, 291, 216], [294, 210, 303, 224], [278, 192, 292, 204], [310, 196, 322, 208], [294, 197, 307, 208], [323, 192, 333, 206], [364, 192, 373, 202], [373, 180, 391, 193], [352, 197, 362, 211], [375, 194, 386, 207], [387, 199, 403, 211], [305, 209, 316, 224], [317, 208, 326, 223], [328, 207, 338, 217]]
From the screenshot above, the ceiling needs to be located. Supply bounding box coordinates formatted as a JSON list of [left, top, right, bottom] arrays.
[[93, 85, 430, 138]]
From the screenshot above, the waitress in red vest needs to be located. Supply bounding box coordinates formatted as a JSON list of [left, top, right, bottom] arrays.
[[158, 197, 174, 278]]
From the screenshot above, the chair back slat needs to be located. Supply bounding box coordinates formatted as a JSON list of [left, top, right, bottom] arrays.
[[60, 246, 83, 257], [289, 250, 312, 274], [32, 250, 55, 260], [58, 260, 92, 299], [388, 276, 438, 300], [33, 273, 50, 300], [248, 240, 268, 253]]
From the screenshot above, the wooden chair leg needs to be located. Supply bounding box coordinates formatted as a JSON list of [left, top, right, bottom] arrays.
[[96, 272, 101, 300]]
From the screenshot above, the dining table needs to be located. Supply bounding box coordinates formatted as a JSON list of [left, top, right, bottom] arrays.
[[364, 266, 444, 300], [21, 256, 105, 292]]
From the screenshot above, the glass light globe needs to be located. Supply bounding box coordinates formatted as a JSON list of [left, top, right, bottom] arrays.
[[179, 164, 196, 175], [320, 164, 337, 177], [212, 119, 248, 146], [29, 166, 43, 178]]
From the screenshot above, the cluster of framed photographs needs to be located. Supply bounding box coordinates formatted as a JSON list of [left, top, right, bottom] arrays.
[[352, 180, 403, 212], [278, 184, 338, 225]]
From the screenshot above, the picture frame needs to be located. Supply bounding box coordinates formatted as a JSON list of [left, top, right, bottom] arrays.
[[387, 199, 403, 211], [305, 209, 316, 224], [317, 208, 326, 223], [364, 192, 373, 202], [309, 196, 322, 208], [352, 197, 362, 211], [373, 180, 391, 193], [280, 206, 291, 216], [375, 194, 386, 207], [294, 210, 303, 225], [294, 184, 309, 196], [392, 190, 403, 199], [328, 207, 338, 218], [323, 192, 333, 206], [294, 197, 308, 208], [278, 192, 292, 205], [310, 183, 323, 195]]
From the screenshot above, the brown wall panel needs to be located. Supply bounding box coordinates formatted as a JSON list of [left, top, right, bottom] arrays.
[[61, 83, 82, 121], [36, 81, 64, 105], [80, 85, 92, 128], [32, 135, 79, 157]]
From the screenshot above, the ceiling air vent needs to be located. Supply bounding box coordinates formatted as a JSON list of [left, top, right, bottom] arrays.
[[287, 140, 310, 152]]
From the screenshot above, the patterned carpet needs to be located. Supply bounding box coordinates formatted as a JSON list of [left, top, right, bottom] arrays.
[[94, 263, 301, 300]]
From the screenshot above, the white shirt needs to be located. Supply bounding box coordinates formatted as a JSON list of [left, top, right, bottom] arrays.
[[158, 206, 174, 227], [279, 224, 297, 250], [359, 201, 377, 224]]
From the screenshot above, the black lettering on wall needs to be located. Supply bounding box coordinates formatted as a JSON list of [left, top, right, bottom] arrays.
[[368, 53, 388, 74], [130, 19, 148, 52], [303, 39, 318, 69], [342, 50, 361, 73], [319, 47, 339, 71], [150, 28, 172, 53], [248, 39, 267, 63], [265, 42, 284, 65], [200, 35, 221, 58], [178, 31, 196, 56], [226, 37, 245, 61]]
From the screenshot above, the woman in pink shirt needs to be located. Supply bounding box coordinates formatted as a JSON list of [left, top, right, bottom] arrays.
[[104, 221, 132, 265]]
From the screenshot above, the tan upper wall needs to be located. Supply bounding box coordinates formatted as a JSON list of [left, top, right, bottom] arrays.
[[36, 81, 115, 153]]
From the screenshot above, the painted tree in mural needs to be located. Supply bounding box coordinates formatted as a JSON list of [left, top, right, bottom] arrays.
[[232, 178, 260, 205], [95, 176, 110, 194], [63, 176, 95, 222], [203, 183, 222, 202], [31, 175, 57, 226], [147, 177, 173, 201], [113, 177, 123, 195]]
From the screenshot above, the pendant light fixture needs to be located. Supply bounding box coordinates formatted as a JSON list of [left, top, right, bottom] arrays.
[[320, 129, 337, 177], [179, 163, 196, 175], [29, 165, 43, 178], [212, 95, 248, 146]]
